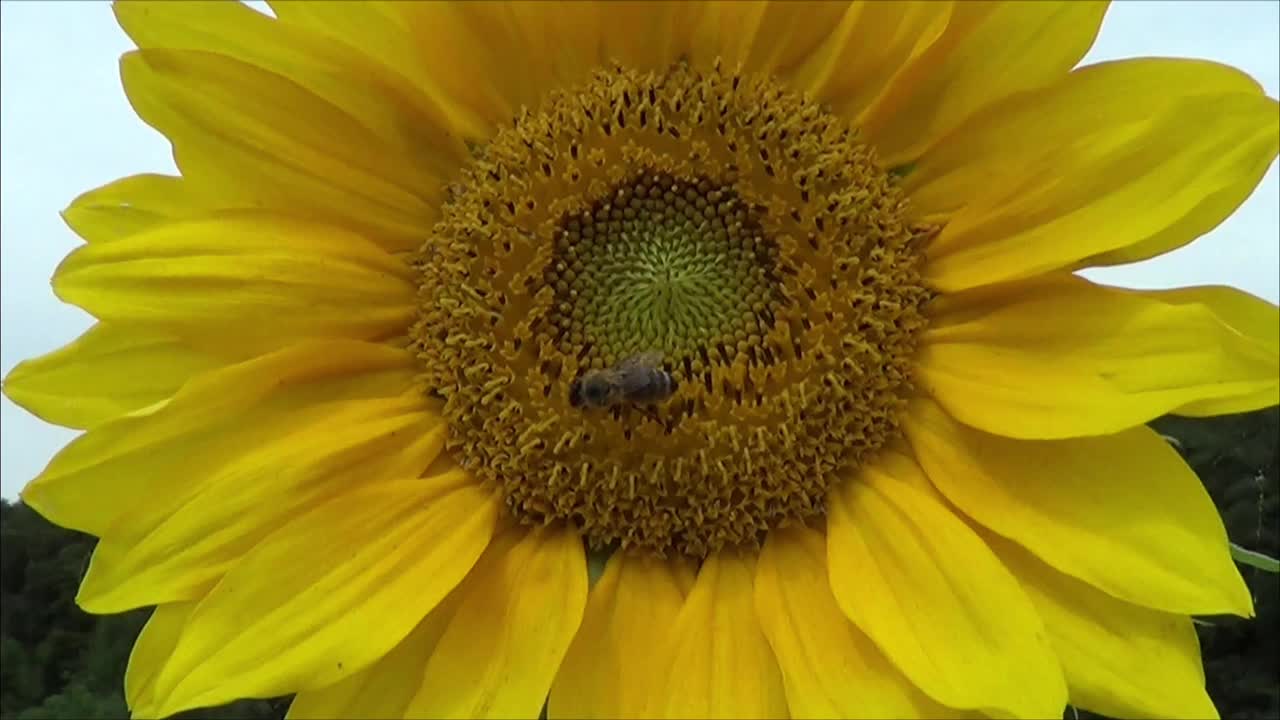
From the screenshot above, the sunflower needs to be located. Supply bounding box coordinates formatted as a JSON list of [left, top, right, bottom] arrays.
[[5, 0, 1279, 718]]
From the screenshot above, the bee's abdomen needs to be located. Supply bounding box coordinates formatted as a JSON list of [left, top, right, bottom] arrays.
[[629, 371, 677, 405]]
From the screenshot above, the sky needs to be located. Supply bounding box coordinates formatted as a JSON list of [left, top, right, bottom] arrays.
[[1, 1, 1278, 499]]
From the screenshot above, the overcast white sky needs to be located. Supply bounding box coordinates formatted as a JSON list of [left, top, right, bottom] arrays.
[[1, 1, 1278, 499]]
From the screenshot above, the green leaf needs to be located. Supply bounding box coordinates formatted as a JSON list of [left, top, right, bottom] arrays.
[[1230, 542, 1280, 573]]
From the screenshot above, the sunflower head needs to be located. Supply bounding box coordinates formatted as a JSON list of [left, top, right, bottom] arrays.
[[411, 60, 932, 557], [4, 2, 1277, 720]]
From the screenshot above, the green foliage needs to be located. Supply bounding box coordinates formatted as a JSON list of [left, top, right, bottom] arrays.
[[0, 408, 1275, 720], [1231, 542, 1280, 573], [14, 682, 123, 720]]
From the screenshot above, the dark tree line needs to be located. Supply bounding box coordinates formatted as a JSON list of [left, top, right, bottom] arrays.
[[1, 409, 1276, 720]]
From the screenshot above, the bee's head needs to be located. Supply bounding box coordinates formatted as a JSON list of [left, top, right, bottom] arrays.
[[568, 378, 586, 408]]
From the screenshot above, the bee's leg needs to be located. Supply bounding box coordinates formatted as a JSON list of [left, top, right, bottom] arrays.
[[635, 404, 665, 429]]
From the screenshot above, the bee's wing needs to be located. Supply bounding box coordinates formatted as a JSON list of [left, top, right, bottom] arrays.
[[614, 351, 663, 395], [617, 350, 664, 371]]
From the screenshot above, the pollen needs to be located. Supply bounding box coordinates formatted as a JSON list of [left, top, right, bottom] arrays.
[[411, 61, 931, 557]]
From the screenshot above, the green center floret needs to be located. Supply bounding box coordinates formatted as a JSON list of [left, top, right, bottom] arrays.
[[546, 173, 781, 370]]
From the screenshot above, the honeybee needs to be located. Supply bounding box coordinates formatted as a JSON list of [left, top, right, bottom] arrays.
[[569, 350, 678, 409]]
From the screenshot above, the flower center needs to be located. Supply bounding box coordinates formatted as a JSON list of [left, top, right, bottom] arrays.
[[544, 172, 782, 376], [411, 61, 931, 557]]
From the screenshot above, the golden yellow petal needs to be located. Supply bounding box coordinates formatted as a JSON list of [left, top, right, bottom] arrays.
[[51, 214, 415, 354], [920, 84, 1278, 291], [861, 0, 1109, 166], [286, 591, 464, 720], [905, 57, 1265, 221], [77, 398, 447, 613], [349, 2, 708, 143], [990, 535, 1219, 720], [656, 551, 789, 719], [1176, 385, 1280, 418], [921, 273, 1278, 438], [1143, 285, 1278, 359], [291, 527, 588, 720], [61, 173, 209, 244], [272, 0, 514, 141], [906, 398, 1253, 617], [116, 0, 466, 207], [392, 3, 575, 139], [144, 472, 499, 718], [119, 47, 438, 251], [756, 526, 967, 719], [404, 526, 588, 719], [1138, 285, 1280, 417], [20, 340, 417, 538], [125, 602, 194, 718], [263, 0, 420, 92], [584, 1, 706, 78], [827, 459, 1066, 718], [690, 1, 847, 80], [787, 1, 952, 122], [2, 323, 230, 430], [548, 553, 695, 719]]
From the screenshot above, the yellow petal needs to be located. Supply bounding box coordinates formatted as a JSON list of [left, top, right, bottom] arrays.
[[51, 214, 415, 354], [755, 526, 965, 719], [827, 459, 1066, 719], [1176, 387, 1280, 418], [1138, 285, 1280, 417], [405, 525, 588, 719], [2, 323, 229, 430], [788, 1, 952, 122], [119, 47, 437, 251], [272, 1, 497, 140], [145, 472, 499, 718], [906, 57, 1265, 218], [656, 551, 789, 719], [599, 1, 707, 75], [861, 0, 1109, 166], [990, 535, 1219, 720], [374, 2, 709, 142], [264, 1, 412, 75], [62, 173, 208, 244], [126, 602, 194, 717], [920, 273, 1279, 438], [20, 339, 417, 538], [293, 527, 589, 720], [691, 1, 847, 80], [274, 1, 699, 143], [501, 1, 607, 92], [1086, 121, 1277, 269], [548, 552, 695, 719], [392, 3, 569, 139], [906, 398, 1253, 617], [77, 399, 447, 613], [286, 591, 464, 720], [921, 83, 1279, 291], [117, 0, 467, 194], [1140, 285, 1279, 358], [266, 0, 509, 143]]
